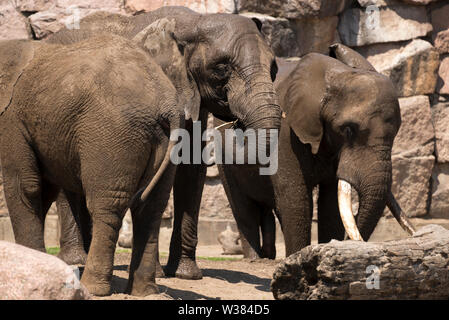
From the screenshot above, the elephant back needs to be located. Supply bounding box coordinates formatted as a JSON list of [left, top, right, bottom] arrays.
[[0, 40, 35, 117]]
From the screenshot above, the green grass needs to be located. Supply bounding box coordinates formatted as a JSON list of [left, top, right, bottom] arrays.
[[46, 247, 60, 255], [45, 247, 241, 261], [197, 256, 241, 261], [116, 248, 132, 254]]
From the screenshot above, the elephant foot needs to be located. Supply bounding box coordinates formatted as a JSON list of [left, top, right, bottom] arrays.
[[127, 281, 159, 297], [80, 278, 111, 296], [57, 247, 88, 265], [164, 257, 202, 280], [261, 248, 276, 260]]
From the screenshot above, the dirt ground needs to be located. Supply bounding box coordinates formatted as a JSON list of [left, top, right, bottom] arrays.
[[93, 245, 284, 300]]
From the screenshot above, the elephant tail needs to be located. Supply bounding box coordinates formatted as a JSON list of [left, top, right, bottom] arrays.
[[133, 115, 181, 206], [139, 139, 176, 203]]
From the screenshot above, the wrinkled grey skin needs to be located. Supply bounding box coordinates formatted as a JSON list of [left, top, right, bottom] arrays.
[[0, 29, 191, 296], [217, 44, 401, 258], [48, 6, 282, 279]]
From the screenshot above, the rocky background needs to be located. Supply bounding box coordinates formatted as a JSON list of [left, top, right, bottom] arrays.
[[0, 0, 449, 225]]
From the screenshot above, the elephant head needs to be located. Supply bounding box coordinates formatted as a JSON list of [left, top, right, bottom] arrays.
[[132, 18, 201, 122], [278, 44, 415, 241], [132, 7, 281, 131]]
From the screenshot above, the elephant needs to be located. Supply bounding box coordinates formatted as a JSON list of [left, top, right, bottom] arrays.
[[0, 19, 199, 296], [216, 44, 416, 259], [46, 6, 282, 279]]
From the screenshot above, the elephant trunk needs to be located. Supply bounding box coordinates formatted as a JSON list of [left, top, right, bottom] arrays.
[[355, 169, 391, 241], [225, 66, 282, 172], [337, 147, 392, 241], [228, 65, 282, 131]]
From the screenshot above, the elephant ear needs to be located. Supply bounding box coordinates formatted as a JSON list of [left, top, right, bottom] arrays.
[[133, 18, 201, 121], [329, 43, 376, 71], [281, 54, 327, 154], [0, 40, 35, 116], [282, 53, 349, 154]]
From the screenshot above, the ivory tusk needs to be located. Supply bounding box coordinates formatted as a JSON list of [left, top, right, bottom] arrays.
[[386, 191, 416, 236], [338, 180, 364, 241]]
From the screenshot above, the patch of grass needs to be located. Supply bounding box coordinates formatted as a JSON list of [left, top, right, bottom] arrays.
[[46, 247, 60, 255], [116, 248, 132, 254], [115, 249, 241, 261], [197, 256, 241, 261]]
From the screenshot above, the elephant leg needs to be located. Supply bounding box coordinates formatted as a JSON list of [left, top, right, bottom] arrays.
[[317, 179, 345, 243], [57, 191, 89, 265], [127, 166, 175, 296], [165, 162, 206, 279], [275, 188, 312, 257], [81, 191, 127, 296], [272, 127, 314, 256], [217, 164, 263, 259], [1, 138, 51, 252], [165, 110, 208, 280], [260, 208, 276, 259]]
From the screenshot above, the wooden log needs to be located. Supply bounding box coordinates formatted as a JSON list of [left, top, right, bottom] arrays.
[[271, 224, 449, 300]]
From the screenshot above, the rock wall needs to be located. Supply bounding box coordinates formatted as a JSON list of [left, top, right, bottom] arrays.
[[0, 0, 449, 221]]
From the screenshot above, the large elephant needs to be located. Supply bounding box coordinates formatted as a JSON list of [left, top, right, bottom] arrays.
[[47, 7, 282, 279], [0, 20, 197, 296], [216, 44, 415, 259]]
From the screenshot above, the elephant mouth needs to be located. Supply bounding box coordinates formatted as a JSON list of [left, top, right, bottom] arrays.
[[337, 180, 416, 241], [213, 112, 237, 123]]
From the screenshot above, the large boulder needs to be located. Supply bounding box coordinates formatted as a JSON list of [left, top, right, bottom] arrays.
[[236, 0, 350, 19], [239, 12, 339, 57], [271, 224, 449, 300], [238, 12, 298, 57], [15, 0, 54, 12], [393, 95, 435, 158], [338, 5, 432, 47], [0, 241, 90, 299], [436, 56, 449, 95], [390, 96, 435, 217], [431, 2, 449, 53], [430, 163, 449, 219], [358, 0, 442, 5], [0, 1, 32, 40], [431, 98, 449, 163], [28, 0, 126, 39], [124, 0, 235, 14], [357, 39, 440, 97]]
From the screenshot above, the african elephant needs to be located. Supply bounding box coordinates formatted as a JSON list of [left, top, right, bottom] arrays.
[[0, 20, 197, 296], [47, 6, 282, 279], [216, 44, 415, 259]]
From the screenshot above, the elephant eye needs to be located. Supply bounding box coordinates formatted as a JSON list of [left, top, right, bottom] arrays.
[[341, 123, 358, 141], [214, 63, 229, 79]]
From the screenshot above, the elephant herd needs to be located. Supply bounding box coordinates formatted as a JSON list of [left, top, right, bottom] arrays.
[[0, 6, 415, 296]]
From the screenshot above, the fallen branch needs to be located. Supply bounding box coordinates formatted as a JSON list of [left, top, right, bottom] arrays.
[[271, 224, 449, 300]]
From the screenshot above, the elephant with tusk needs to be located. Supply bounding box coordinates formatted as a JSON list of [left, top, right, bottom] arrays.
[[216, 43, 415, 259]]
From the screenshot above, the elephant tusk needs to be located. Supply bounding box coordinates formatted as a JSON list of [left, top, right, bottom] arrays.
[[386, 191, 416, 236], [337, 180, 364, 241]]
